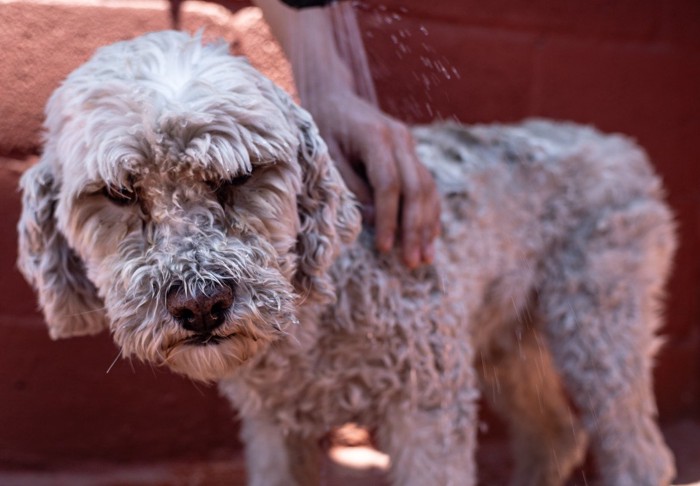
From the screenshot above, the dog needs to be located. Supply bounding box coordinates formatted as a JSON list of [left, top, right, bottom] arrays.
[[18, 31, 676, 485]]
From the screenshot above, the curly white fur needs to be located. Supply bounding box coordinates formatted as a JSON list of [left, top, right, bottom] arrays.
[[18, 31, 676, 486]]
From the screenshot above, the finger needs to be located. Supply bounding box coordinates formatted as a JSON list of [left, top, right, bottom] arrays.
[[392, 126, 424, 268], [326, 138, 374, 220], [412, 160, 441, 265], [421, 180, 441, 265], [400, 188, 423, 269], [361, 126, 399, 253], [340, 166, 375, 224], [330, 146, 372, 205], [401, 198, 423, 268]]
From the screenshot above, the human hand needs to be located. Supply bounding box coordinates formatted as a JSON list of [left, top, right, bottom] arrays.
[[306, 90, 441, 268], [252, 1, 440, 267]]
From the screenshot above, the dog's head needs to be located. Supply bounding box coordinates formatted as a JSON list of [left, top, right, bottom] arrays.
[[18, 31, 360, 381]]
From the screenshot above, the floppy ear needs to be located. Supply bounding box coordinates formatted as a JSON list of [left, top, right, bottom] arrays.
[[288, 102, 362, 304], [17, 158, 108, 339]]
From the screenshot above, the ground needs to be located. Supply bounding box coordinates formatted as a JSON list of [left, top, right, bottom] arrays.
[[0, 419, 698, 486]]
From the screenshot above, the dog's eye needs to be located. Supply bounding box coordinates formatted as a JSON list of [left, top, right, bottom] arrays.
[[103, 185, 137, 206], [208, 173, 252, 192], [209, 173, 252, 205], [228, 173, 252, 187]]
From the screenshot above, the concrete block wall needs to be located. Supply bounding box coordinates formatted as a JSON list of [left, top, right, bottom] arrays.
[[0, 0, 698, 470]]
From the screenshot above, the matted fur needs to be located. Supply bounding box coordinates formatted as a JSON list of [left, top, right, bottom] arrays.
[[18, 31, 676, 486]]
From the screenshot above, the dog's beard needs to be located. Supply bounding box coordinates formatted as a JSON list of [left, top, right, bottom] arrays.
[[162, 325, 274, 382], [103, 238, 299, 382]]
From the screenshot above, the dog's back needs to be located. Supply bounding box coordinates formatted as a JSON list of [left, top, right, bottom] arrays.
[[284, 119, 676, 485], [225, 117, 675, 484]]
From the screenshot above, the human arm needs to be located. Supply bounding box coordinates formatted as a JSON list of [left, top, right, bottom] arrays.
[[253, 0, 440, 268]]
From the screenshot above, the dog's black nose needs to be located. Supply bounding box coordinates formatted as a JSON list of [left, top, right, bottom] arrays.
[[167, 284, 234, 333]]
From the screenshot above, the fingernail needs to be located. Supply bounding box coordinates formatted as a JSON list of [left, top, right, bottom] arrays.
[[377, 236, 393, 253]]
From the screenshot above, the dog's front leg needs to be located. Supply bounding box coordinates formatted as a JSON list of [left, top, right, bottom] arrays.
[[376, 407, 477, 486], [240, 416, 320, 486]]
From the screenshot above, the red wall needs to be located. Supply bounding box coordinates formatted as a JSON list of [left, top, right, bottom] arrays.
[[0, 0, 698, 470]]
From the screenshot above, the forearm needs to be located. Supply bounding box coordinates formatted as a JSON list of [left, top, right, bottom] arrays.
[[252, 0, 354, 101]]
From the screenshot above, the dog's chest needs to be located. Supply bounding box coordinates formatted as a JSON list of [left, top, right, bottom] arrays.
[[222, 245, 479, 433], [222, 218, 540, 435]]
